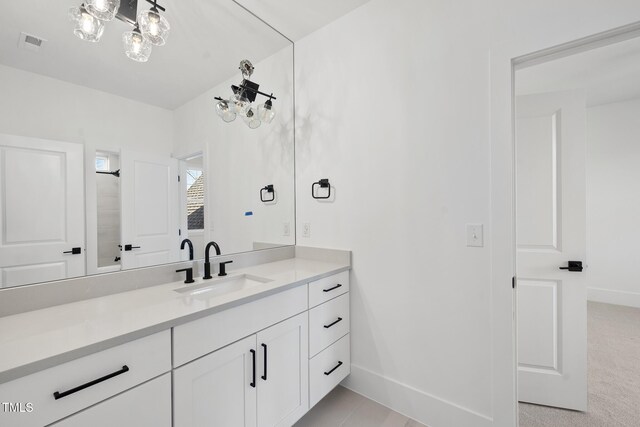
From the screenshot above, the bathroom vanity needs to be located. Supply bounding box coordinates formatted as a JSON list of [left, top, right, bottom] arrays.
[[0, 249, 351, 427]]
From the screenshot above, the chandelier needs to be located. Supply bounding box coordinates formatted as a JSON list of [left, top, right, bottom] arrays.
[[68, 0, 170, 63], [215, 60, 277, 129]]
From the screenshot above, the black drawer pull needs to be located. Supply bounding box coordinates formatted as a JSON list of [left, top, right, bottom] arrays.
[[324, 361, 343, 376], [324, 317, 343, 329], [53, 365, 129, 400], [250, 349, 256, 388], [322, 284, 342, 293], [261, 343, 268, 381]]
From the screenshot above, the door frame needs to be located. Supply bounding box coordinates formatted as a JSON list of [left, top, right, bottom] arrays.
[[490, 21, 640, 427]]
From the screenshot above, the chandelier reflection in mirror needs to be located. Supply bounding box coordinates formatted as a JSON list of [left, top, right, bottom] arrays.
[[215, 60, 277, 129], [68, 0, 170, 63]]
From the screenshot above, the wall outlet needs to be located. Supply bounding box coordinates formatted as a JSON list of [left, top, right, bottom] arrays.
[[283, 222, 290, 237], [302, 223, 311, 238], [466, 224, 484, 247]]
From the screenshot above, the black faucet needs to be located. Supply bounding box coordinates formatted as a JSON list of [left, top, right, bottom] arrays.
[[176, 267, 194, 284], [180, 239, 194, 261], [203, 241, 221, 280]]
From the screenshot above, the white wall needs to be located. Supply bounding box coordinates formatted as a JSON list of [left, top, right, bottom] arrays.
[[586, 98, 640, 308], [173, 46, 295, 255], [295, 0, 640, 426], [295, 1, 493, 425]]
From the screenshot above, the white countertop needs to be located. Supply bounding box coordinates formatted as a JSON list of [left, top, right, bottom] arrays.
[[0, 257, 349, 384]]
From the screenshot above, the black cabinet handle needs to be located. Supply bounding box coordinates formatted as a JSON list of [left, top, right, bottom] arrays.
[[250, 349, 256, 388], [322, 284, 342, 293], [261, 343, 268, 381], [63, 247, 82, 255], [324, 361, 343, 376], [53, 365, 129, 400], [324, 317, 343, 329]]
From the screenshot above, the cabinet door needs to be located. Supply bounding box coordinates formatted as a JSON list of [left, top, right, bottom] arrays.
[[174, 335, 257, 427], [51, 374, 171, 427], [257, 312, 309, 427]]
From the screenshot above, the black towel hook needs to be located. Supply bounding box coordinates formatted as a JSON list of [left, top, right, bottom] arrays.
[[260, 184, 275, 202], [312, 178, 331, 199]]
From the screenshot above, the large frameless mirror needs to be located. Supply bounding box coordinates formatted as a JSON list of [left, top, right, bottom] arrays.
[[0, 0, 295, 289]]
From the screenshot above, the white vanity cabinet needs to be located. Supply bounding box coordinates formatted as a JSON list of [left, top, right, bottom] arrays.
[[174, 312, 309, 427], [173, 335, 257, 426], [0, 331, 171, 427], [308, 272, 351, 408]]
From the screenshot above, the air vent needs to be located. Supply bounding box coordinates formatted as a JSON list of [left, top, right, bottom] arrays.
[[18, 32, 46, 52]]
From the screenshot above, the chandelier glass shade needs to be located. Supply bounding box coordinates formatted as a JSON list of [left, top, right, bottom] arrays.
[[138, 8, 170, 46], [85, 0, 120, 21], [69, 5, 105, 42], [123, 25, 152, 62]]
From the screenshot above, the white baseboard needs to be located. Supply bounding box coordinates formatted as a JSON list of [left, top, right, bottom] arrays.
[[341, 364, 493, 427], [588, 287, 640, 308]]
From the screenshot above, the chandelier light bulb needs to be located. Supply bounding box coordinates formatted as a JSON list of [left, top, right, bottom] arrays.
[[69, 5, 105, 42], [123, 25, 152, 62], [86, 0, 120, 21], [138, 8, 170, 46], [258, 99, 276, 124]]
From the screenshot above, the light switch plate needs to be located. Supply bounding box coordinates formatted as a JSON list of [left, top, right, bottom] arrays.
[[466, 224, 484, 247], [283, 222, 290, 237], [302, 223, 311, 238]]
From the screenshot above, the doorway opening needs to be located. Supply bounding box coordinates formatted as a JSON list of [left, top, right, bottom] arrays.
[[514, 29, 640, 426], [179, 153, 206, 260], [95, 151, 121, 271]]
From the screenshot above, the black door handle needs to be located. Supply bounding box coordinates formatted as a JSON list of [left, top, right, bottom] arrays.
[[53, 365, 129, 400], [559, 261, 583, 272], [63, 247, 82, 255], [124, 244, 141, 251], [261, 343, 267, 381], [250, 349, 256, 388]]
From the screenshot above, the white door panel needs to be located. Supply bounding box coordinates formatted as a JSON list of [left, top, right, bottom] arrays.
[[0, 134, 85, 288], [120, 150, 179, 269], [516, 91, 587, 411]]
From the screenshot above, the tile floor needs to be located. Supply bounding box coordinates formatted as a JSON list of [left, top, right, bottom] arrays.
[[294, 386, 427, 427]]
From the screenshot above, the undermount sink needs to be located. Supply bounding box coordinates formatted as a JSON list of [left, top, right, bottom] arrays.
[[174, 274, 272, 297]]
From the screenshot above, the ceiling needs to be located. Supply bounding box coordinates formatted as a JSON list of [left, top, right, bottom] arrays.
[[516, 36, 640, 107], [0, 0, 290, 110], [234, 0, 372, 42], [0, 0, 372, 110]]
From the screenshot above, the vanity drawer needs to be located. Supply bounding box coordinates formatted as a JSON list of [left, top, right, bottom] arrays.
[[0, 330, 170, 427], [308, 271, 349, 308], [309, 333, 350, 408], [50, 373, 171, 427], [309, 292, 350, 357], [173, 284, 307, 367]]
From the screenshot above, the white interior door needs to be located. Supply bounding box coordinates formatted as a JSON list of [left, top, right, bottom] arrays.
[[0, 134, 85, 288], [120, 150, 179, 269], [516, 91, 587, 411]]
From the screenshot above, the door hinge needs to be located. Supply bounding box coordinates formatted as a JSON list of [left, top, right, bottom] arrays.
[[512, 276, 516, 289], [178, 229, 181, 236], [178, 175, 181, 182]]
